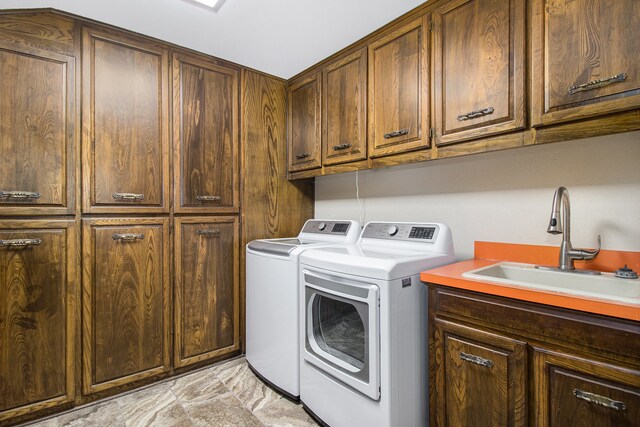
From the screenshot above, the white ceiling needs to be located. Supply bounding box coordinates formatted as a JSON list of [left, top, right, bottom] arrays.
[[0, 0, 426, 78]]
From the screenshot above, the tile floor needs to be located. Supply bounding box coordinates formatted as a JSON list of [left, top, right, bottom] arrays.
[[26, 357, 319, 427]]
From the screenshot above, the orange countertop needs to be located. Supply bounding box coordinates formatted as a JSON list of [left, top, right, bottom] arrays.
[[420, 242, 640, 321]]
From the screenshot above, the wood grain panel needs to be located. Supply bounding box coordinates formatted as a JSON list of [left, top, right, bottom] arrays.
[[0, 12, 75, 56], [82, 26, 170, 213], [0, 46, 76, 216], [433, 0, 525, 145], [322, 48, 367, 166], [288, 73, 322, 172], [82, 218, 170, 394], [0, 220, 77, 422], [531, 0, 640, 126], [173, 52, 239, 213], [174, 217, 239, 367], [368, 16, 430, 158]]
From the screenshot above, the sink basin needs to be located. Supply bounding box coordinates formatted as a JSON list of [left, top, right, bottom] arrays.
[[462, 262, 640, 305]]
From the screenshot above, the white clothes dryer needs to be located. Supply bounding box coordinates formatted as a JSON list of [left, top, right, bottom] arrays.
[[299, 222, 455, 426], [246, 219, 360, 400]]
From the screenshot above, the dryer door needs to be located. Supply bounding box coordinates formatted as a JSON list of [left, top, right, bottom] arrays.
[[302, 269, 380, 400]]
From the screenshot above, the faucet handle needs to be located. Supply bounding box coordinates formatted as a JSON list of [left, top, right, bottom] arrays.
[[568, 235, 601, 261]]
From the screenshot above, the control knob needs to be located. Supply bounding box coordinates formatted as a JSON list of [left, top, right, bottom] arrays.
[[387, 225, 399, 236], [318, 222, 326, 231]]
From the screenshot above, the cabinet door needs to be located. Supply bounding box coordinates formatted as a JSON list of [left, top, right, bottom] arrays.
[[82, 218, 170, 394], [531, 0, 640, 126], [0, 45, 76, 216], [0, 220, 77, 422], [433, 0, 525, 145], [432, 319, 527, 427], [82, 27, 170, 213], [368, 16, 430, 158], [174, 217, 239, 367], [173, 52, 239, 213], [322, 48, 367, 166], [534, 348, 640, 427], [288, 73, 322, 172]]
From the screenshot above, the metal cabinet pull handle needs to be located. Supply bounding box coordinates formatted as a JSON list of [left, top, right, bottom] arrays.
[[0, 190, 41, 200], [573, 389, 627, 411], [0, 238, 42, 248], [568, 73, 627, 95], [332, 143, 352, 150], [112, 233, 145, 242], [383, 129, 409, 139], [112, 192, 145, 201], [196, 229, 221, 237], [295, 152, 310, 160], [457, 107, 495, 122], [196, 195, 222, 202], [459, 351, 494, 368]]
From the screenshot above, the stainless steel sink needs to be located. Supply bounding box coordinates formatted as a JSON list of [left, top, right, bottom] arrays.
[[462, 262, 640, 305]]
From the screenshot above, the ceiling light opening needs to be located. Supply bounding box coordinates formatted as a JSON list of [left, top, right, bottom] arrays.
[[182, 0, 227, 12]]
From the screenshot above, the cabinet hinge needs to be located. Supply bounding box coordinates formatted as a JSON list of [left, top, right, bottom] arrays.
[[169, 224, 174, 234], [429, 20, 434, 32], [429, 128, 435, 139]]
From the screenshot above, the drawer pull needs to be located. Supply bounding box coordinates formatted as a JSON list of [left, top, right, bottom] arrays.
[[332, 143, 352, 151], [196, 229, 221, 237], [112, 192, 145, 201], [459, 351, 493, 368], [295, 152, 310, 160], [573, 389, 627, 411], [383, 129, 409, 139], [196, 195, 222, 202], [457, 107, 495, 122], [0, 190, 41, 200], [0, 238, 42, 248], [568, 73, 627, 95], [112, 233, 145, 242]]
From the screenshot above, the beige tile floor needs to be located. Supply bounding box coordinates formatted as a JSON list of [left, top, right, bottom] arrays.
[[26, 357, 319, 427]]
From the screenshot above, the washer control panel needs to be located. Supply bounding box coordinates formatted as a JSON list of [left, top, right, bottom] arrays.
[[361, 222, 439, 242], [301, 220, 353, 235]]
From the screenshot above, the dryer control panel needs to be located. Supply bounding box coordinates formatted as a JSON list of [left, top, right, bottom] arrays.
[[301, 220, 354, 235], [361, 222, 440, 242]]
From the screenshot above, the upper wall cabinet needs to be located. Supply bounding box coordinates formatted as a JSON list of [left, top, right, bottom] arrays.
[[0, 42, 76, 216], [368, 16, 430, 158], [322, 48, 368, 166], [531, 0, 640, 126], [172, 51, 239, 213], [433, 0, 525, 145], [82, 26, 170, 214], [288, 72, 322, 172]]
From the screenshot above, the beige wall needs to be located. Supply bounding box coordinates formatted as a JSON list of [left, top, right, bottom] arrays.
[[315, 131, 640, 260]]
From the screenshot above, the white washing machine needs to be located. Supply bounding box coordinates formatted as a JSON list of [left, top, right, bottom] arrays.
[[299, 222, 455, 426], [246, 219, 360, 400]]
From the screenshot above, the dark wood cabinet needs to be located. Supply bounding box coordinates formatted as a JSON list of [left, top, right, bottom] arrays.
[[174, 217, 239, 368], [432, 319, 527, 427], [433, 0, 525, 145], [82, 26, 170, 213], [172, 52, 239, 213], [288, 72, 322, 172], [82, 218, 170, 394], [531, 0, 640, 126], [0, 43, 76, 216], [322, 48, 367, 166], [368, 16, 430, 158], [0, 220, 77, 422]]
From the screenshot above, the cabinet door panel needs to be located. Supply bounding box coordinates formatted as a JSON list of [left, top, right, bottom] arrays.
[[0, 47, 75, 215], [323, 48, 367, 165], [368, 16, 430, 158], [433, 319, 527, 426], [173, 53, 239, 213], [82, 27, 169, 213], [0, 221, 77, 421], [434, 0, 525, 145], [174, 217, 239, 367], [82, 218, 169, 394], [531, 0, 640, 125], [288, 73, 322, 172]]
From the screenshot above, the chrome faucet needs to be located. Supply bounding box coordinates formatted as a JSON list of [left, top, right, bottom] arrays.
[[545, 186, 601, 273]]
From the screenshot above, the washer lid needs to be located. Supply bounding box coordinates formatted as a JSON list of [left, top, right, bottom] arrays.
[[247, 238, 318, 256]]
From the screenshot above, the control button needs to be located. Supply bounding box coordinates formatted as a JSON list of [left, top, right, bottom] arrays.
[[387, 225, 399, 236], [318, 222, 326, 231]]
